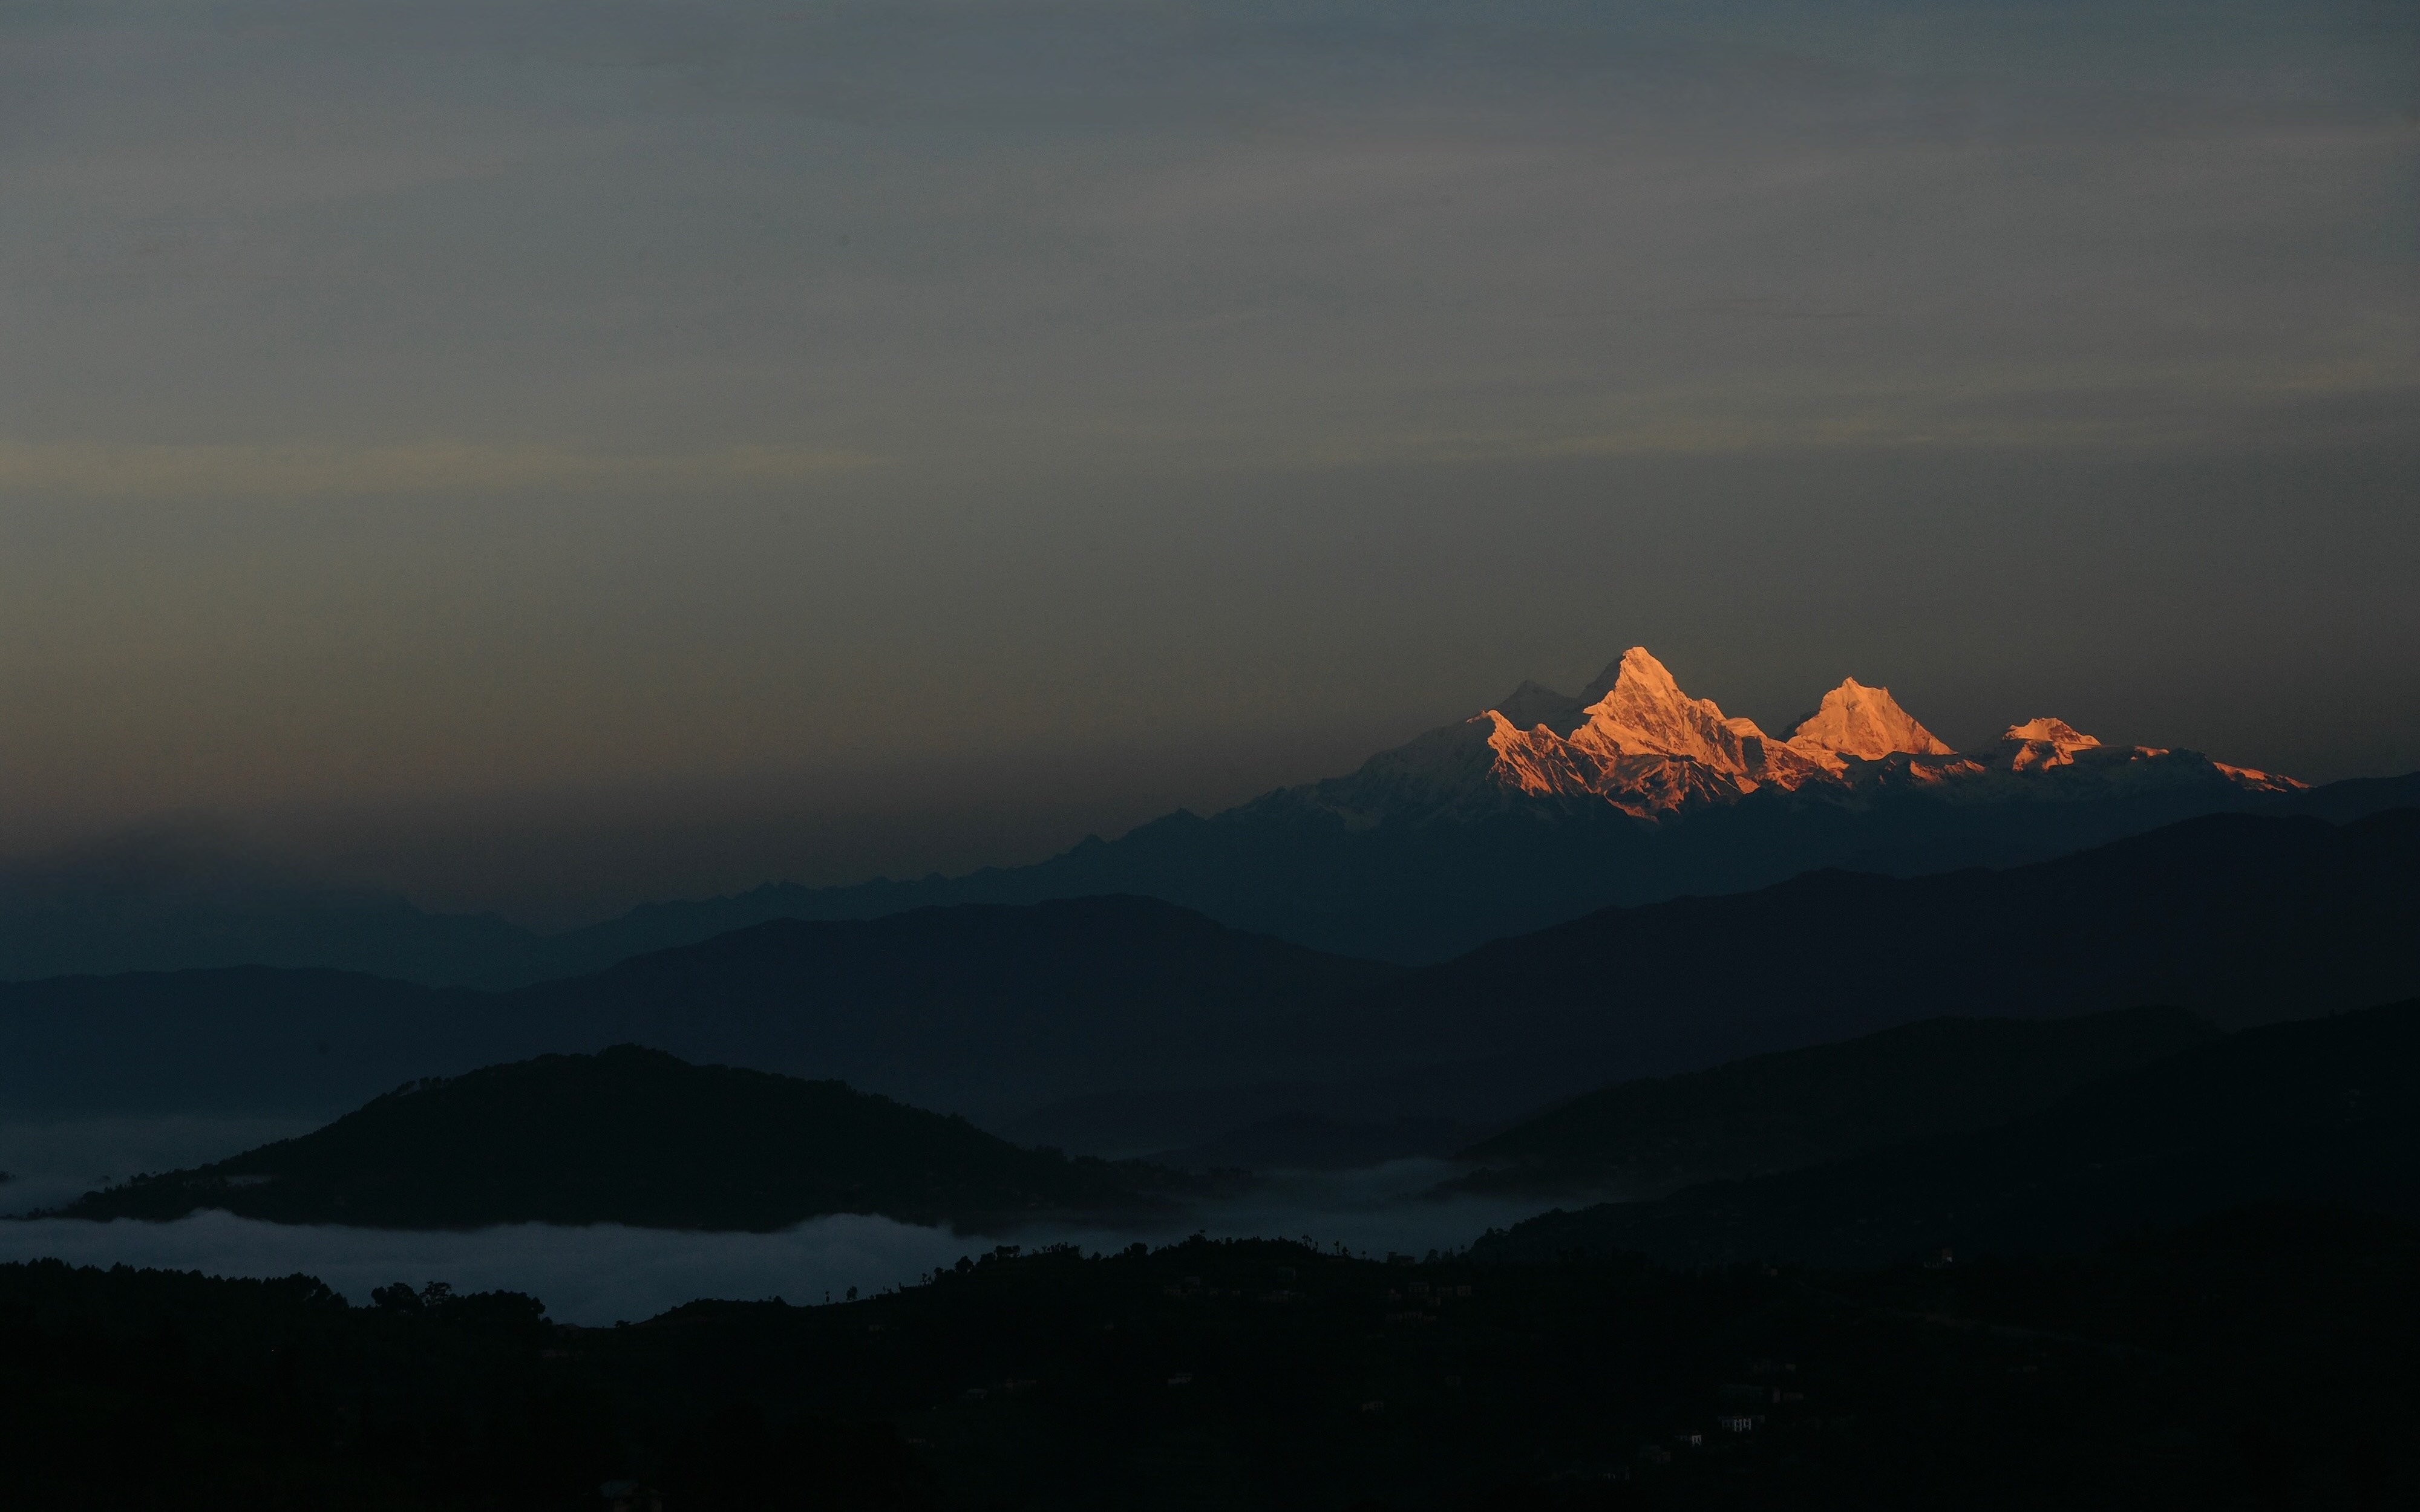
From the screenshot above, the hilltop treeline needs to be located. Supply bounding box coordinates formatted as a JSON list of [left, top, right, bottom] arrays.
[[6, 1204, 2418, 1509]]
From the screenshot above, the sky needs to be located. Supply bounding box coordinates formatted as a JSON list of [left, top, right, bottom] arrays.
[[3, 1, 2415, 922]]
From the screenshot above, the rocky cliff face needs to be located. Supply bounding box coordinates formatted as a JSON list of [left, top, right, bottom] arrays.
[[1299, 647, 2300, 824]]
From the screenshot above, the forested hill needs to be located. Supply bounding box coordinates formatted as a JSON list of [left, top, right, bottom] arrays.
[[54, 1046, 1190, 1231]]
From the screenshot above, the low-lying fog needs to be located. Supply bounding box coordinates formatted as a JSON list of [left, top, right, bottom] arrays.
[[1, 1118, 1560, 1324]]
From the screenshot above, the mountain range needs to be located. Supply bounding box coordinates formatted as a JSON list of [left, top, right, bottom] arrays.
[[5, 809, 2414, 1160], [0, 896, 1393, 1124], [1282, 646, 2297, 823], [5, 648, 2406, 984], [1012, 804, 2420, 1155]]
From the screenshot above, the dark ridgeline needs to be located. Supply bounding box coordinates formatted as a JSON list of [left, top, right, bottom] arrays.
[[1475, 996, 2420, 1269], [2, 732, 2412, 988], [0, 827, 536, 987], [6, 1207, 2416, 1508], [51, 1045, 1188, 1231], [0, 894, 1402, 1124], [638, 758, 2413, 971], [504, 894, 1402, 1118], [1012, 806, 2420, 1153], [1444, 1004, 2220, 1198], [1352, 807, 2420, 1091], [411, 757, 2420, 971], [3, 810, 2415, 1159]]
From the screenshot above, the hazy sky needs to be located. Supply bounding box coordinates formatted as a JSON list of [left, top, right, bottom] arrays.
[[4, 1, 2415, 920]]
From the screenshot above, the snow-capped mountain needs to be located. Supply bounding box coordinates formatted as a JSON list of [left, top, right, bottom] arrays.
[[1, 647, 2379, 983], [1286, 646, 2298, 826]]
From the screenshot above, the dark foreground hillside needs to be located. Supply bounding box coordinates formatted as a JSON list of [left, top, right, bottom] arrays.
[[3, 1208, 2415, 1510], [1476, 997, 2420, 1268], [54, 1046, 1186, 1231]]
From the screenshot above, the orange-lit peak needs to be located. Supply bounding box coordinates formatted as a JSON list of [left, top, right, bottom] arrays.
[[2003, 717, 2099, 749], [1300, 648, 2301, 827], [1569, 647, 1767, 767], [1787, 677, 1953, 763]]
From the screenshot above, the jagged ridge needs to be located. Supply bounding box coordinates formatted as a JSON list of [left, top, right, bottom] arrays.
[[1306, 646, 2300, 823]]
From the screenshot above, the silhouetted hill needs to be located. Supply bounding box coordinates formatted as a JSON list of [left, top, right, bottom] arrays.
[[1471, 997, 2420, 1268], [54, 1045, 1186, 1231], [1355, 809, 2420, 1106], [1445, 1005, 2218, 1198]]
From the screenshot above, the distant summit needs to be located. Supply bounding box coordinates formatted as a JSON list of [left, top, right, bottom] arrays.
[[1785, 676, 1954, 768], [1296, 646, 2300, 823]]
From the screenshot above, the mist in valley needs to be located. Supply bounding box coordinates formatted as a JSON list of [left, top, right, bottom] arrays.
[[1, 1122, 1552, 1324]]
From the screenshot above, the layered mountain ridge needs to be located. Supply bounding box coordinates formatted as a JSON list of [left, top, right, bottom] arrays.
[[9, 810, 2412, 1156], [1293, 645, 2299, 825], [0, 647, 2381, 980]]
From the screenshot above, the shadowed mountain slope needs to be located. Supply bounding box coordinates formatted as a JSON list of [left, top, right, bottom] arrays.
[[542, 766, 2409, 972], [1356, 809, 2420, 1103], [1471, 997, 2420, 1268], [1445, 1005, 2220, 1198], [1001, 810, 2419, 1155], [52, 1045, 1186, 1231], [5, 814, 2412, 1150], [508, 895, 1404, 1116]]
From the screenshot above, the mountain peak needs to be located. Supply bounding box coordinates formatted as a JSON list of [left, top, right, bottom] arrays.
[[1329, 648, 2303, 827], [1571, 647, 1767, 761], [2004, 717, 2099, 749], [1997, 717, 2107, 774], [1787, 677, 1954, 764]]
